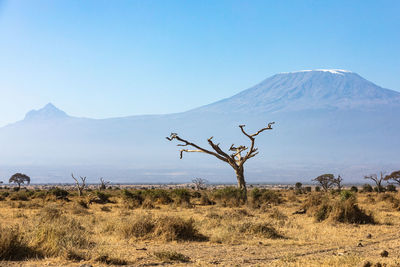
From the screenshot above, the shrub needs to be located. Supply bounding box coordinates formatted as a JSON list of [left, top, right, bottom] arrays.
[[304, 186, 312, 193], [0, 225, 37, 260], [120, 214, 206, 242], [171, 188, 192, 207], [362, 184, 373, 193], [120, 214, 155, 239], [315, 186, 321, 192], [250, 188, 283, 208], [238, 222, 283, 239], [199, 192, 215, 205], [49, 188, 69, 200], [212, 187, 245, 207], [94, 191, 111, 204], [142, 189, 173, 204], [340, 190, 354, 201], [329, 197, 374, 224], [10, 191, 29, 201], [154, 216, 207, 241], [305, 193, 374, 224], [31, 215, 91, 257], [386, 184, 397, 192], [154, 251, 190, 263], [350, 186, 358, 193], [122, 189, 144, 208]]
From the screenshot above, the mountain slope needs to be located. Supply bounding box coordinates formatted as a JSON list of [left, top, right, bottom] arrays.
[[0, 70, 399, 183], [192, 70, 400, 113]]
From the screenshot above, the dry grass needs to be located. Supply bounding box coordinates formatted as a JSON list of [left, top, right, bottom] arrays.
[[0, 187, 399, 266]]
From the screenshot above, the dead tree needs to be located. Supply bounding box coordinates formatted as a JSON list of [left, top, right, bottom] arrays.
[[192, 178, 208, 190], [71, 173, 87, 196], [334, 175, 344, 191], [364, 172, 385, 193], [167, 122, 275, 200], [99, 177, 110, 190], [384, 170, 400, 186], [312, 174, 335, 192]]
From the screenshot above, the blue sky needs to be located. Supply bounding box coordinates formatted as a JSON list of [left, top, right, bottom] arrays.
[[0, 0, 399, 126]]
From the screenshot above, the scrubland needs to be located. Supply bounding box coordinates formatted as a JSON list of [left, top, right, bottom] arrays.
[[0, 185, 400, 266]]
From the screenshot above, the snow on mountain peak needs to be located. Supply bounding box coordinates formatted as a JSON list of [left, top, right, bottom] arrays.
[[282, 69, 353, 75]]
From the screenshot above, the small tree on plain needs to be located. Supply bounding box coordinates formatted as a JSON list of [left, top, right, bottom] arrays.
[[167, 122, 275, 201], [99, 177, 110, 191], [71, 173, 87, 196], [384, 170, 400, 186], [312, 174, 335, 192], [192, 178, 208, 190], [9, 173, 30, 190], [364, 172, 385, 193]]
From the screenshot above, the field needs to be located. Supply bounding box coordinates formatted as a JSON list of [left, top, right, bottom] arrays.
[[0, 185, 400, 267]]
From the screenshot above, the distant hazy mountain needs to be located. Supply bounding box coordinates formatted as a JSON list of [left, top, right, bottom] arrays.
[[0, 70, 399, 184]]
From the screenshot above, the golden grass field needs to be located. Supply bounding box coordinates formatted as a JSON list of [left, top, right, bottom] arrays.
[[0, 186, 399, 267]]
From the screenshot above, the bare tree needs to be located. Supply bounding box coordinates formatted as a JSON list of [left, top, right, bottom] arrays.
[[312, 174, 335, 192], [364, 172, 385, 193], [99, 177, 110, 190], [71, 173, 87, 196], [9, 173, 30, 190], [334, 175, 344, 191], [167, 122, 275, 200], [192, 178, 208, 190]]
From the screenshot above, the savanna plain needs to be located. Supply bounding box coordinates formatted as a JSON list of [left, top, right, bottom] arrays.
[[1, 184, 400, 267]]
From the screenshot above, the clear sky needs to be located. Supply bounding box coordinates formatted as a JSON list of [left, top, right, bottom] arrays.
[[0, 0, 399, 126]]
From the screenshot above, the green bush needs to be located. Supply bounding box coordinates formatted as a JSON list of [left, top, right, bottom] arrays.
[[250, 188, 283, 208], [362, 184, 373, 193], [350, 186, 358, 193], [212, 187, 245, 207], [386, 184, 397, 192], [49, 188, 69, 200]]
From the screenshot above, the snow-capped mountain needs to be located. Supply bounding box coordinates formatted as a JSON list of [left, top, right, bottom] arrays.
[[193, 69, 400, 113], [0, 70, 399, 184]]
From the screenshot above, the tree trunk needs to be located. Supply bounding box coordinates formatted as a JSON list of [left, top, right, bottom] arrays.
[[235, 168, 247, 201]]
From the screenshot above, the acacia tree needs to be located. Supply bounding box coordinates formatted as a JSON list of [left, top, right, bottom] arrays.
[[167, 122, 275, 200], [312, 174, 335, 192], [384, 170, 400, 186], [364, 172, 385, 193], [9, 173, 30, 190]]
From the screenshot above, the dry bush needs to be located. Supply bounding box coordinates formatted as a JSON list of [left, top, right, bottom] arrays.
[[154, 251, 190, 263], [94, 252, 128, 265], [304, 192, 374, 224], [171, 188, 192, 207], [238, 222, 284, 239], [268, 208, 288, 221], [154, 216, 207, 241], [211, 187, 245, 207], [30, 213, 92, 258], [377, 193, 400, 210], [0, 225, 37, 260], [328, 196, 375, 224], [10, 191, 29, 201], [250, 188, 284, 208], [120, 214, 155, 239], [120, 214, 206, 241]]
